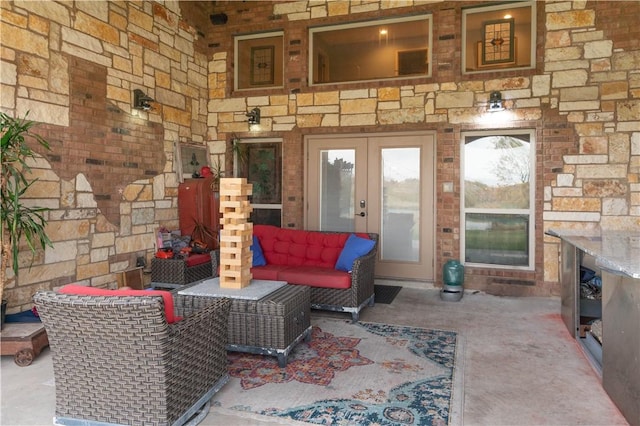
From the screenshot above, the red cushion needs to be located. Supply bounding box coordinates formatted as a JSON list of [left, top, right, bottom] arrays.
[[185, 253, 210, 267], [278, 266, 352, 289], [250, 264, 289, 281], [254, 225, 360, 268], [58, 284, 178, 324]]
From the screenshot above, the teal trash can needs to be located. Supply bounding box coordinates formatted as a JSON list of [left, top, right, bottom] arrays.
[[441, 259, 464, 301]]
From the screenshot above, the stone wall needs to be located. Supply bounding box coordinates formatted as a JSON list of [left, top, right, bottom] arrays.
[[1, 0, 638, 310], [0, 1, 210, 311]]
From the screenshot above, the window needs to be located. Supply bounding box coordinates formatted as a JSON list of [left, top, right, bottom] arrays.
[[462, 1, 536, 73], [234, 138, 282, 226], [234, 32, 284, 91], [461, 130, 535, 269], [309, 15, 432, 85]]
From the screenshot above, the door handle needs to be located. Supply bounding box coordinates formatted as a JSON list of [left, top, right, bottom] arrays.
[[355, 212, 366, 217]]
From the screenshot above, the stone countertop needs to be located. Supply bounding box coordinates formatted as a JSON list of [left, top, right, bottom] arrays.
[[547, 228, 640, 279]]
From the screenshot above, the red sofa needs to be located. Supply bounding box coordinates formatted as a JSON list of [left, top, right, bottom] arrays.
[[214, 225, 378, 321]]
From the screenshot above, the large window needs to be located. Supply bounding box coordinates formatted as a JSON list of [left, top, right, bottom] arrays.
[[234, 138, 282, 227], [461, 130, 535, 269], [234, 32, 284, 91], [309, 15, 432, 86], [462, 1, 536, 74]]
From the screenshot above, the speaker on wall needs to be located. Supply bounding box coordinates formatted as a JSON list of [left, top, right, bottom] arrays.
[[210, 13, 228, 25]]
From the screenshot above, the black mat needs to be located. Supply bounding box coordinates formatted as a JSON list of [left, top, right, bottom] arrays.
[[374, 284, 402, 304]]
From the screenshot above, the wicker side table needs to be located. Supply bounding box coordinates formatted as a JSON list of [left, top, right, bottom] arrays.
[[151, 254, 214, 287]]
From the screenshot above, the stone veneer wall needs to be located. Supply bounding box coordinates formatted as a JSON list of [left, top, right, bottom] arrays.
[[1, 0, 639, 310], [0, 1, 212, 311]]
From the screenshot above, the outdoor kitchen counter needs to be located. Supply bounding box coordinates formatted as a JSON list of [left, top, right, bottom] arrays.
[[547, 227, 640, 425], [547, 228, 640, 278]]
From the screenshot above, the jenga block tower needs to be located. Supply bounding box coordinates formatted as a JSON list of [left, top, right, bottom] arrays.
[[219, 178, 253, 288]]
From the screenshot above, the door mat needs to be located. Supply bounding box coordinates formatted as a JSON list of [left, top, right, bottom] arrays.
[[374, 284, 402, 304]]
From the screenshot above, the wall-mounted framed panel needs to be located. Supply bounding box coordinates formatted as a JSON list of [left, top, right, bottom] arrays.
[[176, 144, 209, 182]]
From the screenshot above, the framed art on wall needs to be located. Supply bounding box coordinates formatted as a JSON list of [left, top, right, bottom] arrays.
[[176, 144, 208, 181], [397, 48, 428, 76]]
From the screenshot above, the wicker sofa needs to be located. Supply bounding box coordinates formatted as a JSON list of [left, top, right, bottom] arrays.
[[215, 225, 378, 321], [33, 287, 231, 426]]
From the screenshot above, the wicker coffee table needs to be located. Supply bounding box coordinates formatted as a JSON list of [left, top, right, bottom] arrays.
[[179, 278, 311, 367]]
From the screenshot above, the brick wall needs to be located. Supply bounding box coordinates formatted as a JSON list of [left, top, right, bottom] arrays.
[[33, 56, 166, 226]]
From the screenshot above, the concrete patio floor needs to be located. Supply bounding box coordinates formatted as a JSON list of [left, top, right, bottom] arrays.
[[1, 283, 628, 425]]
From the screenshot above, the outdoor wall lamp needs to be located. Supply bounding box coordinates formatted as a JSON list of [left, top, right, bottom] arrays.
[[246, 107, 261, 125], [133, 89, 154, 111], [488, 91, 504, 112]]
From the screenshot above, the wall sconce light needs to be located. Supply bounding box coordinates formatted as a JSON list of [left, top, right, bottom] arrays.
[[488, 91, 504, 112], [246, 107, 261, 125], [133, 89, 154, 111]]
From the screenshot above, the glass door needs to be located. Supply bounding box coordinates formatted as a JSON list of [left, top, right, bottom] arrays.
[[306, 132, 435, 281], [306, 137, 368, 233]]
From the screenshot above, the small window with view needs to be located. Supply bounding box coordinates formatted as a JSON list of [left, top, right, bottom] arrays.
[[461, 130, 536, 270]]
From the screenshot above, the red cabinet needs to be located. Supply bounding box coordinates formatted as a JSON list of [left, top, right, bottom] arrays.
[[178, 177, 220, 250]]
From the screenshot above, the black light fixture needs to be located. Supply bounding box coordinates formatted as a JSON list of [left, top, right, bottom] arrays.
[[133, 89, 154, 111], [488, 91, 504, 112], [246, 107, 261, 125]]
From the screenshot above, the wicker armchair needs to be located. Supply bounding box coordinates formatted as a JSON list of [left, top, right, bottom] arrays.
[[33, 290, 231, 426]]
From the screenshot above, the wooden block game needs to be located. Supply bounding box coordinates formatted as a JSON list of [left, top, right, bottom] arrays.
[[219, 178, 253, 288]]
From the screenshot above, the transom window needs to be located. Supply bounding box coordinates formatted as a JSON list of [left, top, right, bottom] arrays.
[[309, 15, 432, 86], [462, 1, 536, 74], [461, 130, 535, 270]]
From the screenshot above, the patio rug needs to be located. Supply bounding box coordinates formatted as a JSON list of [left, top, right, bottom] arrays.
[[211, 318, 460, 425], [374, 284, 403, 304]]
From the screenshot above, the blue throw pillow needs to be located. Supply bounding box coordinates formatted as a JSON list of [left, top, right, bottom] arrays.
[[251, 235, 267, 267], [335, 234, 375, 272]]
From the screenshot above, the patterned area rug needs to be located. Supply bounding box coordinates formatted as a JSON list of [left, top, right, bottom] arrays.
[[211, 318, 459, 425]]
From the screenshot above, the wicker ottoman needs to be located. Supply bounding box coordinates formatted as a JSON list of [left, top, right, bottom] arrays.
[[151, 253, 213, 288], [228, 285, 311, 367]]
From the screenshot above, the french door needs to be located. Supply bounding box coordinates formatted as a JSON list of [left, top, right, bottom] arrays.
[[305, 132, 435, 281]]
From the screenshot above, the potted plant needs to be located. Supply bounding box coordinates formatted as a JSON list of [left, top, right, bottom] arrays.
[[1, 112, 53, 326]]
